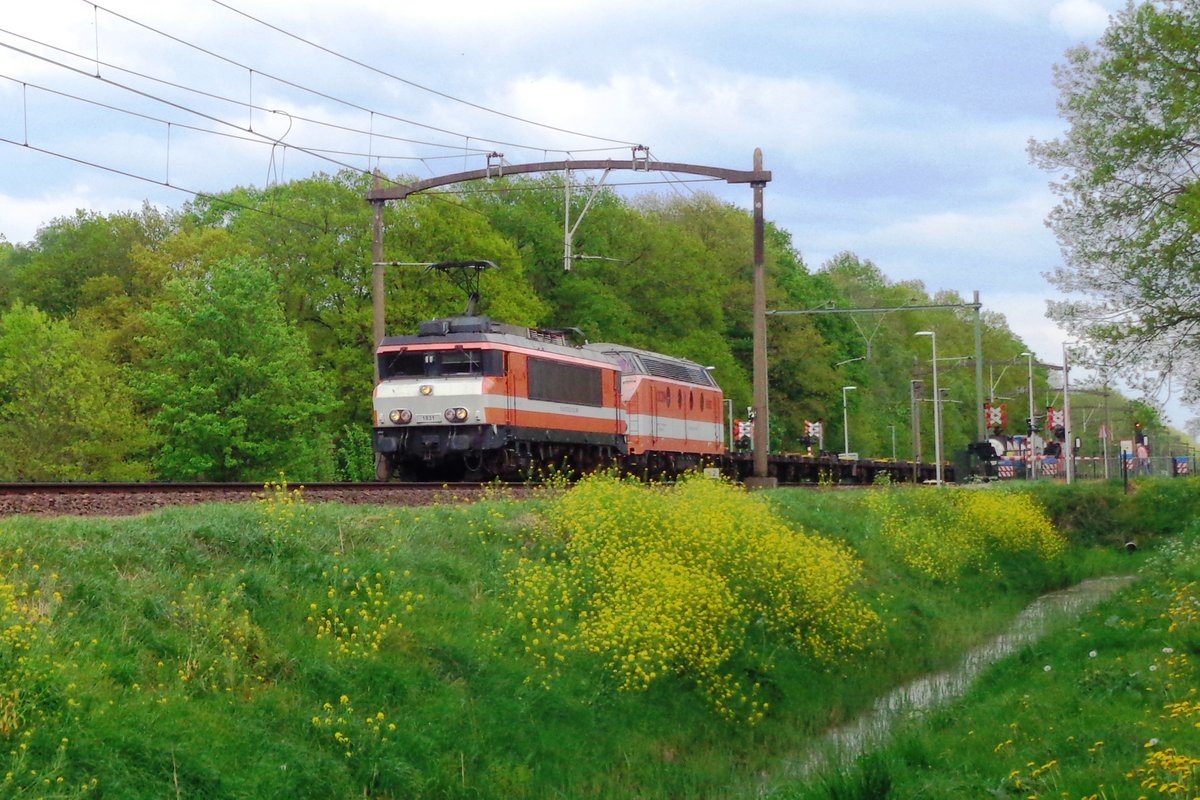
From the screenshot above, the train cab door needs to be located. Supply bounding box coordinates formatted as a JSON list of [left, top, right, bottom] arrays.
[[684, 388, 694, 449], [505, 351, 524, 428], [622, 375, 642, 447], [610, 370, 624, 437], [652, 387, 670, 447]]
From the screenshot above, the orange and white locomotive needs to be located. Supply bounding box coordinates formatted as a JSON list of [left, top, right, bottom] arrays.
[[581, 343, 724, 475], [372, 316, 725, 481]]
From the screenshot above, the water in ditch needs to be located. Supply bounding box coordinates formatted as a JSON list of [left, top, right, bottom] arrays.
[[758, 574, 1136, 795]]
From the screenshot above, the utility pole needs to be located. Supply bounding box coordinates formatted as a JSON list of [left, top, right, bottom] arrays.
[[371, 169, 385, 382], [973, 290, 985, 443], [911, 379, 923, 482], [749, 148, 774, 486]]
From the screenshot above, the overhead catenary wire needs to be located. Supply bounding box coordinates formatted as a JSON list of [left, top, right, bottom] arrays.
[[206, 0, 641, 149], [649, 155, 700, 199], [0, 132, 329, 233], [82, 1, 639, 157], [0, 26, 496, 158], [0, 36, 383, 183], [2, 35, 710, 201], [0, 33, 528, 196], [0, 3, 715, 238], [0, 72, 481, 166], [0, 59, 712, 224]]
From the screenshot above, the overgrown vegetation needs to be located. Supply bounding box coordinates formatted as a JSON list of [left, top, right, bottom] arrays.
[[0, 475, 1184, 797], [865, 487, 1065, 583]]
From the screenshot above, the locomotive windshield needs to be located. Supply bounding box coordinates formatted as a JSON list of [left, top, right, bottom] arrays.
[[378, 348, 502, 380]]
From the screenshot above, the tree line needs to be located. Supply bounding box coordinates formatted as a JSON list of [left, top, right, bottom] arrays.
[[0, 172, 1180, 481]]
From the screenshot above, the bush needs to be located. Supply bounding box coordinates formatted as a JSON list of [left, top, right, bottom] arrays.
[[503, 474, 880, 723], [334, 424, 375, 483], [866, 487, 1065, 582], [1019, 477, 1200, 545]]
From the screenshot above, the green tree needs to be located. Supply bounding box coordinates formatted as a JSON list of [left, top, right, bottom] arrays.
[[1031, 1, 1200, 405], [0, 237, 13, 309], [132, 258, 336, 481], [184, 172, 547, 427], [0, 303, 152, 480], [2, 206, 171, 317]]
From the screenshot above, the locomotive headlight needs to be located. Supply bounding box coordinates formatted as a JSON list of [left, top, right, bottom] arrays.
[[444, 407, 469, 422], [419, 385, 433, 396], [389, 409, 412, 424]]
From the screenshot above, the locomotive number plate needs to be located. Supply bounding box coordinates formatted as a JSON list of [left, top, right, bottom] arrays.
[[416, 414, 440, 423]]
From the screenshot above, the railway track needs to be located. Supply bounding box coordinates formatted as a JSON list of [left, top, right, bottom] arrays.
[[0, 481, 528, 517], [0, 477, 867, 518]]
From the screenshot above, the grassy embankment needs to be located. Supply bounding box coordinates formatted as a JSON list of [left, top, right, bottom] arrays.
[[772, 478, 1200, 800], [0, 475, 1192, 799]]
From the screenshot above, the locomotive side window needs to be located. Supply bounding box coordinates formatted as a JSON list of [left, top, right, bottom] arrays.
[[528, 357, 603, 406], [379, 352, 429, 379], [482, 350, 504, 376]]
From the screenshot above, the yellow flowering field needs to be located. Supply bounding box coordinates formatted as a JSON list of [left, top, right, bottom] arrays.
[[866, 487, 1065, 580], [502, 474, 880, 722]]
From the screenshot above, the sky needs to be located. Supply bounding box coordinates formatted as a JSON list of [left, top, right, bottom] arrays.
[[2, 0, 1189, 431]]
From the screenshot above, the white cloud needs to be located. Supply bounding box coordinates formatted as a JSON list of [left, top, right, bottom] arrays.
[[0, 187, 100, 245], [986, 290, 1064, 360], [0, 174, 169, 246], [866, 189, 1058, 265], [1048, 0, 1112, 39]]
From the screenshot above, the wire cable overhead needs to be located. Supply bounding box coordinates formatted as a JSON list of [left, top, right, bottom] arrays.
[[206, 0, 640, 148]]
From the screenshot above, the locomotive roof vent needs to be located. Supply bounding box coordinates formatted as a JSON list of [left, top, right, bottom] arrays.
[[415, 315, 572, 346], [641, 356, 713, 385], [447, 316, 491, 334], [418, 319, 452, 336]]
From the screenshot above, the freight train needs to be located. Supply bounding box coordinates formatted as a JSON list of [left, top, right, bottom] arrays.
[[370, 261, 945, 484]]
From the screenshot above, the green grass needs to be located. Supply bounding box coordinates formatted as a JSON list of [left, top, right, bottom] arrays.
[[767, 483, 1200, 800], [0, 477, 1188, 799]]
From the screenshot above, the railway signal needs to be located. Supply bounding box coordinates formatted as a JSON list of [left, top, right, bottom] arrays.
[[734, 419, 755, 451], [984, 403, 1006, 429]]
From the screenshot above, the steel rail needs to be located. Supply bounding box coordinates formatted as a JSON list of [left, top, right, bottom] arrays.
[[0, 481, 499, 494]]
